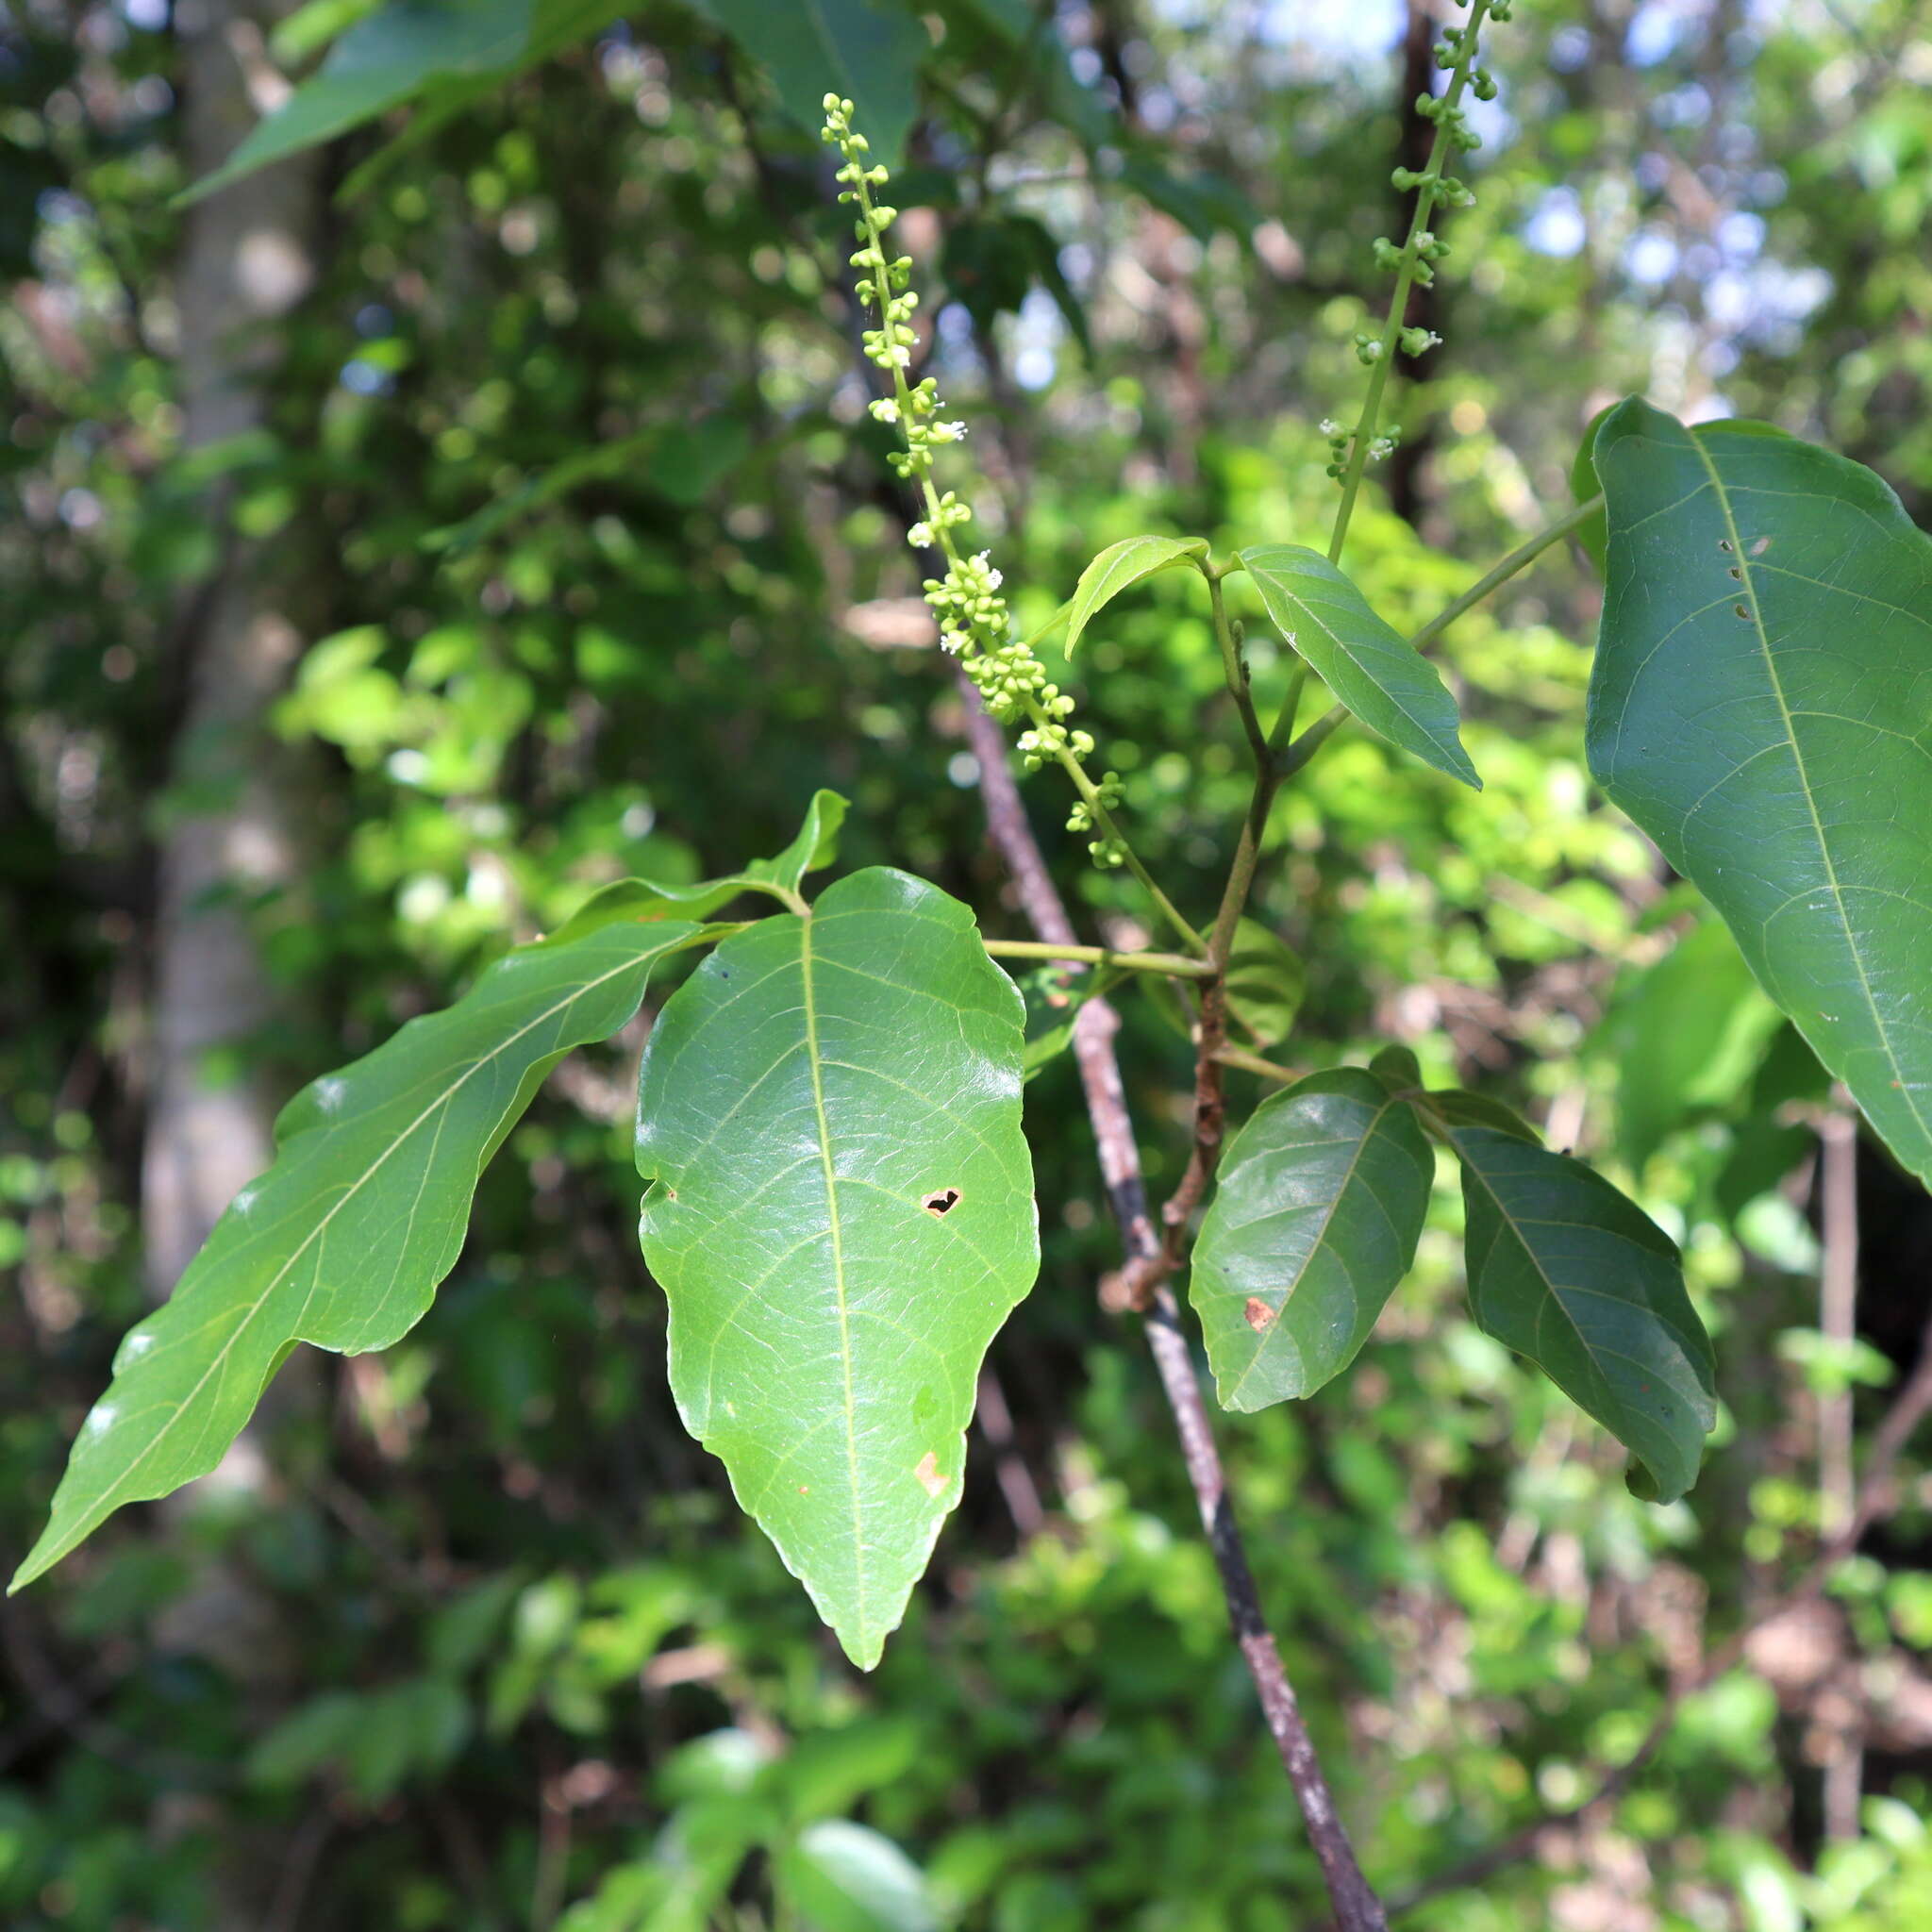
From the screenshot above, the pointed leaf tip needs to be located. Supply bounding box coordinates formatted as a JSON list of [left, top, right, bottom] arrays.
[[636, 868, 1039, 1664], [13, 919, 700, 1591]]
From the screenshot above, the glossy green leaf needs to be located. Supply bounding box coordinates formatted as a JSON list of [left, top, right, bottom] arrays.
[[1595, 915, 1783, 1170], [1587, 397, 1932, 1188], [1239, 544, 1481, 789], [11, 920, 700, 1592], [1445, 1121, 1717, 1502], [181, 0, 534, 204], [553, 791, 848, 942], [1224, 917, 1306, 1048], [1191, 1068, 1432, 1409], [1063, 535, 1208, 654], [687, 0, 927, 168], [635, 868, 1038, 1667]]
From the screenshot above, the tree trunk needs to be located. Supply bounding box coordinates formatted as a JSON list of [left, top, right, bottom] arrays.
[[143, 0, 319, 1297]]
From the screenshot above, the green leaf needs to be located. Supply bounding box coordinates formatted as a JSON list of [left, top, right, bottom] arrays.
[[1570, 400, 1614, 574], [1595, 915, 1783, 1170], [10, 919, 700, 1592], [180, 0, 535, 204], [686, 0, 928, 169], [635, 869, 1038, 1667], [552, 790, 849, 942], [1224, 918, 1305, 1048], [1190, 1068, 1432, 1409], [1445, 1122, 1717, 1502], [777, 1821, 938, 1932], [744, 788, 849, 896], [1063, 536, 1208, 654], [1239, 544, 1481, 790], [1017, 962, 1124, 1081], [1587, 397, 1932, 1189]]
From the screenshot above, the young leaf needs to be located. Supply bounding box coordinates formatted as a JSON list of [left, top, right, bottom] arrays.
[[1224, 917, 1306, 1048], [635, 869, 1039, 1668], [11, 920, 701, 1592], [1587, 398, 1932, 1189], [552, 789, 849, 941], [1017, 963, 1125, 1081], [1239, 544, 1481, 789], [1444, 1122, 1717, 1502], [743, 788, 849, 897], [1190, 1069, 1432, 1409], [1063, 536, 1208, 654], [181, 0, 535, 205]]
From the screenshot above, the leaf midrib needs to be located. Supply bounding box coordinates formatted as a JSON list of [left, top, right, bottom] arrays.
[[1686, 430, 1930, 1155], [23, 941, 664, 1582], [796, 908, 869, 1650]]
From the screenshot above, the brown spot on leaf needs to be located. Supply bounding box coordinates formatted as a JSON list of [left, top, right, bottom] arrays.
[[922, 1188, 960, 1217], [914, 1451, 945, 1498], [1244, 1297, 1276, 1334]]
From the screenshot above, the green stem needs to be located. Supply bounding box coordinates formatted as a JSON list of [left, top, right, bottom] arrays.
[[981, 940, 1214, 979], [1409, 494, 1601, 652], [1213, 1043, 1303, 1084], [1029, 702, 1207, 954], [1326, 0, 1494, 565], [1209, 571, 1270, 773]]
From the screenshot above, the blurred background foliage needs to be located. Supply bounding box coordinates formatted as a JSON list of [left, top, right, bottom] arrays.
[[4, 0, 1932, 1926]]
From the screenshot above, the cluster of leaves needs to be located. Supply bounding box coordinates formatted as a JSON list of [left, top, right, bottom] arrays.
[[6, 1, 1932, 1927]]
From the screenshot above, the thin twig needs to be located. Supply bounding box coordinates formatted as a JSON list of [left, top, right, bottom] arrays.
[[982, 938, 1212, 977], [1280, 492, 1603, 782], [959, 687, 1389, 1932]]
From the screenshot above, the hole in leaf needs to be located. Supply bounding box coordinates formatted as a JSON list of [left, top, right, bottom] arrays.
[[1243, 1296, 1276, 1334], [1734, 604, 1751, 619], [1719, 539, 1733, 552], [1728, 567, 1741, 580], [922, 1188, 961, 1217]]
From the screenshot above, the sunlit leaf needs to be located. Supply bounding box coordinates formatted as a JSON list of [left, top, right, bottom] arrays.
[[553, 791, 848, 942], [1239, 544, 1480, 789], [10, 920, 700, 1592], [635, 869, 1038, 1667], [1444, 1119, 1717, 1502], [1063, 535, 1208, 654], [1588, 397, 1932, 1188], [1191, 1068, 1432, 1409]]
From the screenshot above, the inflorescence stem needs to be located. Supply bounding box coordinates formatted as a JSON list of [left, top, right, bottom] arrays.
[[1326, 0, 1500, 564]]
